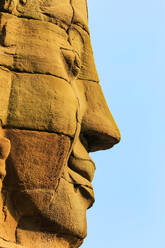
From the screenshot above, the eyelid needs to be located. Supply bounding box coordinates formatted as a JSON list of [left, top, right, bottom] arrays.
[[61, 48, 82, 77]]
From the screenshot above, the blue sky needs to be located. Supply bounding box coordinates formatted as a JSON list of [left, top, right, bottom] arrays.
[[81, 0, 165, 247]]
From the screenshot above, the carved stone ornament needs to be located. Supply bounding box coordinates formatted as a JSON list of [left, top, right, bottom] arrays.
[[0, 0, 120, 247]]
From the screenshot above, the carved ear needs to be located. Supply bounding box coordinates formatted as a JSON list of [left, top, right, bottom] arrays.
[[0, 135, 11, 189], [0, 136, 11, 160]]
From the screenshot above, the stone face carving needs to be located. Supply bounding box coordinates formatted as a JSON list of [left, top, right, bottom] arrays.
[[0, 1, 120, 247]]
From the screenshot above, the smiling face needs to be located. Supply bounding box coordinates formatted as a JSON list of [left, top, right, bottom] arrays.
[[0, 0, 120, 246], [3, 80, 120, 240]]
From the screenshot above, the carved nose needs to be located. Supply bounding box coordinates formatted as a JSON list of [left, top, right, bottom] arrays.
[[81, 82, 121, 152]]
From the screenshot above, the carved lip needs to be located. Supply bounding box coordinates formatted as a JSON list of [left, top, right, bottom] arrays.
[[67, 154, 96, 207], [68, 155, 96, 182], [67, 168, 95, 208]]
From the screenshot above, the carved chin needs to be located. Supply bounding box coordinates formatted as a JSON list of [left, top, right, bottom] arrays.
[[11, 177, 88, 240]]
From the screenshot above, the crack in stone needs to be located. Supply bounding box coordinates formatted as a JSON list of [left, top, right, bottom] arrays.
[[2, 126, 74, 140], [70, 0, 75, 25]]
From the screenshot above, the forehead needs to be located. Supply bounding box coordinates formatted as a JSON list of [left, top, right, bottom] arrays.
[[0, 0, 99, 83], [0, 0, 99, 134]]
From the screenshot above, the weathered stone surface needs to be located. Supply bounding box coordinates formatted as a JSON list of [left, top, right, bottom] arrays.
[[0, 1, 120, 248], [4, 129, 71, 191], [1, 72, 77, 136], [0, 13, 70, 77], [15, 177, 89, 247], [0, 0, 73, 26]]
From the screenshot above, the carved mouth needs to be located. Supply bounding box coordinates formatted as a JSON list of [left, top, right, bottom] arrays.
[[67, 156, 96, 208], [66, 167, 95, 209]]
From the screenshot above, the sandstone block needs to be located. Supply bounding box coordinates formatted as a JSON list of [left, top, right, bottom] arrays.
[[4, 129, 71, 190], [0, 71, 77, 136]]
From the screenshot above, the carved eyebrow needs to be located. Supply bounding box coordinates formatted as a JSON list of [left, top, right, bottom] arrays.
[[60, 47, 81, 60], [41, 13, 69, 31]]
